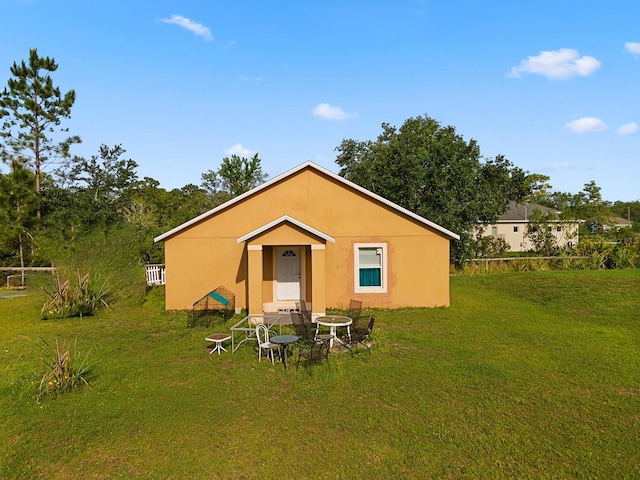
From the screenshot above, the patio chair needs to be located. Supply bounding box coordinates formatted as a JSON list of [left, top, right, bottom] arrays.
[[347, 315, 375, 354], [295, 300, 312, 322], [292, 312, 316, 345], [256, 324, 279, 364], [314, 323, 334, 344], [297, 337, 331, 374], [346, 299, 362, 319], [337, 299, 363, 342]]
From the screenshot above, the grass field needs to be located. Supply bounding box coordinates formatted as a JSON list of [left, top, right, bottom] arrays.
[[1, 269, 639, 479]]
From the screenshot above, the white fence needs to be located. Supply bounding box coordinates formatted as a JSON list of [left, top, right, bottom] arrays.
[[145, 264, 166, 285]]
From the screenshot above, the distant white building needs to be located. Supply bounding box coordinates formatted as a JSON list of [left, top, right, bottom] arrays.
[[476, 201, 580, 252], [604, 216, 633, 231]]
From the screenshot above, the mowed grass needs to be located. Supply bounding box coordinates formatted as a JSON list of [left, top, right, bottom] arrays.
[[1, 270, 639, 479]]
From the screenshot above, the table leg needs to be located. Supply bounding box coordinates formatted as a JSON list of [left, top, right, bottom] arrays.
[[330, 327, 337, 348]]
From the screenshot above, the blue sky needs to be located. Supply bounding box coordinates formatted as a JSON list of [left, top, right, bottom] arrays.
[[1, 0, 638, 201]]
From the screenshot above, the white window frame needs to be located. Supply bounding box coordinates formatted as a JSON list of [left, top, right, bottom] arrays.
[[354, 243, 387, 293]]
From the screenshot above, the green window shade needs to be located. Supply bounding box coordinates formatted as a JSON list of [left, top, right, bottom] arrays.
[[359, 268, 381, 287]]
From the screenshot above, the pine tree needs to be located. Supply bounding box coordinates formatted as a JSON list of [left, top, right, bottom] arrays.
[[0, 48, 80, 218]]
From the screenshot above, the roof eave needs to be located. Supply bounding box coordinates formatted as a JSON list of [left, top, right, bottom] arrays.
[[155, 161, 460, 242], [237, 215, 336, 244]]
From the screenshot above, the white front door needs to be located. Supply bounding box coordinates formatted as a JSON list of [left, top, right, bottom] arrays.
[[277, 247, 301, 300]]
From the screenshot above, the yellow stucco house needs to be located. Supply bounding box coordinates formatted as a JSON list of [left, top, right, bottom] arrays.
[[154, 162, 459, 317]]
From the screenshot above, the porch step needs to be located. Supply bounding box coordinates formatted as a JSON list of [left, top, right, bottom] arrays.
[[277, 307, 300, 313]]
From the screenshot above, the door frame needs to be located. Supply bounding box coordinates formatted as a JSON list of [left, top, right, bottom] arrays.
[[273, 246, 306, 303]]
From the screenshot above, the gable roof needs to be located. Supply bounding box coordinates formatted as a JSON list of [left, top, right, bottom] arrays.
[[237, 215, 336, 243], [155, 161, 460, 242]]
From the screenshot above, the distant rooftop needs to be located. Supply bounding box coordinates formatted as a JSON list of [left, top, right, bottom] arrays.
[[498, 201, 561, 221]]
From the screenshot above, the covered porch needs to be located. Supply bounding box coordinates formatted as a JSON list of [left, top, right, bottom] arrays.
[[237, 215, 335, 318]]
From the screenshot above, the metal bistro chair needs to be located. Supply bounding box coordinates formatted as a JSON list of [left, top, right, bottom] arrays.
[[295, 300, 312, 323], [256, 324, 279, 364], [347, 299, 363, 320], [337, 299, 362, 343], [348, 315, 375, 355], [291, 312, 315, 345], [297, 337, 331, 375]]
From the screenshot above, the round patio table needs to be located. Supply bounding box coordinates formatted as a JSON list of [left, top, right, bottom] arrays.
[[269, 334, 299, 369], [313, 315, 352, 348], [205, 332, 232, 355]]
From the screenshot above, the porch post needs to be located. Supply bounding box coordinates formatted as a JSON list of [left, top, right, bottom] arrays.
[[310, 244, 326, 317], [247, 244, 263, 314]]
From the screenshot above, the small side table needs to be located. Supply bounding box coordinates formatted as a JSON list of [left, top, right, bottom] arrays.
[[205, 333, 232, 355], [269, 335, 299, 368]]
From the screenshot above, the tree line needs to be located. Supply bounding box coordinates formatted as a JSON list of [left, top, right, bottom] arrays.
[[0, 49, 637, 270]]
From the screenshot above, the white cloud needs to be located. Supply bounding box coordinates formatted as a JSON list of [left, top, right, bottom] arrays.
[[565, 117, 607, 133], [508, 48, 601, 80], [617, 122, 638, 135], [312, 103, 352, 121], [161, 15, 213, 41], [624, 42, 640, 55], [225, 143, 253, 157]]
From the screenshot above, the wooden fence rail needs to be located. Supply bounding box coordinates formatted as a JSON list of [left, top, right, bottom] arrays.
[[0, 266, 56, 272], [0, 267, 55, 288]]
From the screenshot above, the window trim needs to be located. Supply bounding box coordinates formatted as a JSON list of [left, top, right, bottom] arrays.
[[354, 243, 387, 293]]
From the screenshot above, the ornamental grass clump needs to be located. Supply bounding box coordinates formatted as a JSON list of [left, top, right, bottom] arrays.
[[37, 338, 92, 403], [41, 270, 110, 319]]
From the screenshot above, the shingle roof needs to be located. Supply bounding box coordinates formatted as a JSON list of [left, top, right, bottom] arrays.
[[498, 201, 561, 221]]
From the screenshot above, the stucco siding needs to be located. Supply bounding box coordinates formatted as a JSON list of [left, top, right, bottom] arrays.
[[162, 167, 453, 310]]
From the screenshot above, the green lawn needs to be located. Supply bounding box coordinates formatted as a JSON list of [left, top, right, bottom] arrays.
[[1, 270, 639, 479]]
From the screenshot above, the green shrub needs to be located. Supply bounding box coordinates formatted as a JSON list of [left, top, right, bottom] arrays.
[[610, 246, 637, 269], [41, 270, 110, 319], [36, 337, 92, 402]]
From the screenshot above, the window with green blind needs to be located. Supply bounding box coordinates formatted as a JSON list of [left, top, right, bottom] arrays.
[[354, 243, 387, 293]]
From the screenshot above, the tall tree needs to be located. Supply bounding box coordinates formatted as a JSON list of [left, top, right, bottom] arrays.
[[54, 144, 139, 231], [335, 114, 530, 264], [524, 173, 553, 204], [0, 48, 80, 218], [0, 160, 38, 267], [201, 153, 268, 202]]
